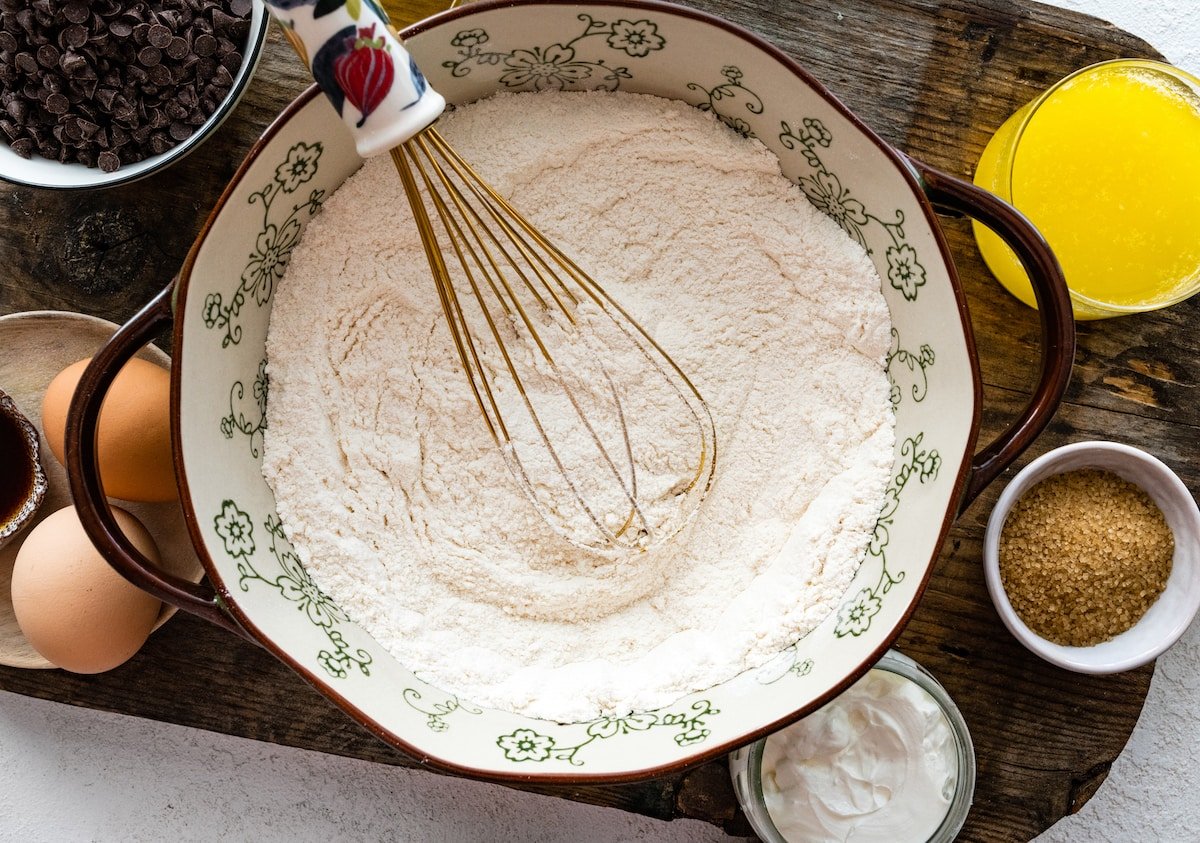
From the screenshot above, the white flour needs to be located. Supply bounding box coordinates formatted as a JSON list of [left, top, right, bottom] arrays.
[[263, 91, 895, 722]]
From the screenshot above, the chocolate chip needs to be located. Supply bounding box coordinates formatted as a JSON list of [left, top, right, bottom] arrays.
[[165, 35, 187, 60], [192, 32, 214, 56], [94, 85, 116, 108], [34, 42, 56, 67], [137, 45, 160, 66], [147, 23, 170, 48], [194, 55, 215, 80], [71, 75, 97, 99], [147, 63, 171, 86], [44, 91, 67, 114], [148, 130, 170, 153], [61, 24, 87, 49], [218, 50, 241, 75], [211, 9, 237, 37], [63, 3, 90, 25], [58, 50, 83, 75], [97, 149, 119, 171], [224, 16, 248, 43], [13, 10, 34, 36]]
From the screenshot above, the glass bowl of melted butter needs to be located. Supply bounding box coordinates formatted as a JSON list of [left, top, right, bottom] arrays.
[[729, 650, 975, 842]]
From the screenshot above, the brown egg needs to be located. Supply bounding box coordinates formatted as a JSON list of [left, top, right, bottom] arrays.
[[42, 357, 176, 502], [11, 505, 163, 674]]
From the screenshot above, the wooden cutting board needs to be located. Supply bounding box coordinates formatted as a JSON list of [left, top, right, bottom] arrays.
[[1, 1, 1185, 839]]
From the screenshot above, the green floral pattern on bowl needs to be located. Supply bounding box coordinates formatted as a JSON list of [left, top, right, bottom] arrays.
[[497, 699, 718, 765], [443, 15, 665, 91], [202, 142, 326, 349], [174, 2, 977, 779]]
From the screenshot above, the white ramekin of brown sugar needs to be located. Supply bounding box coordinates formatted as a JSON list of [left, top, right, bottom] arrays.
[[984, 441, 1200, 673]]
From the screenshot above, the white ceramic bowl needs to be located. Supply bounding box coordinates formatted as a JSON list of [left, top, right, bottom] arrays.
[[0, 2, 269, 191], [65, 0, 1074, 783], [984, 441, 1200, 673]]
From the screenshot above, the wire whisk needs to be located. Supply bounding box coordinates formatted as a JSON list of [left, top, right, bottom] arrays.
[[265, 0, 715, 554], [391, 129, 715, 554]]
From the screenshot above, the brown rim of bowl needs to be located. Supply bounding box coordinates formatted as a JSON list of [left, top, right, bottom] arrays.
[[166, 0, 982, 784]]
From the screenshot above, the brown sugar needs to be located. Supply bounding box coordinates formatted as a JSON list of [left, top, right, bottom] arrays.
[[999, 468, 1174, 647]]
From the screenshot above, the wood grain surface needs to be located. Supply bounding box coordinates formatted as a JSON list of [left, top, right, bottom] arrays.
[[0, 1, 1182, 840]]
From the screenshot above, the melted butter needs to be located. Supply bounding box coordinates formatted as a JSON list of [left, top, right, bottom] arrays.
[[974, 61, 1200, 317]]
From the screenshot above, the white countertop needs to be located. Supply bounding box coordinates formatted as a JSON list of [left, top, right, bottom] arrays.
[[3, 1, 1197, 840]]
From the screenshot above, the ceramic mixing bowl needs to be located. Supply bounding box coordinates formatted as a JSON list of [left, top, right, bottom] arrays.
[[65, 0, 1074, 782]]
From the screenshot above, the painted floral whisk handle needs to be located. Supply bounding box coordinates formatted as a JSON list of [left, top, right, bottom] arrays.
[[263, 0, 446, 157]]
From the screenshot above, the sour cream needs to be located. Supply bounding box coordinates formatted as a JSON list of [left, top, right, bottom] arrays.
[[760, 668, 958, 842]]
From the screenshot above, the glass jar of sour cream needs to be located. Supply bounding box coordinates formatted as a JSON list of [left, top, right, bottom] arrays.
[[973, 59, 1200, 319], [729, 651, 975, 843]]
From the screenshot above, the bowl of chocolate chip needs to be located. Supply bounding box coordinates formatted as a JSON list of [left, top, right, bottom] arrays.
[[0, 0, 268, 189]]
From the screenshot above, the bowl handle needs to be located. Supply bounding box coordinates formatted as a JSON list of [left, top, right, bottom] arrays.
[[908, 158, 1075, 512], [65, 285, 253, 641]]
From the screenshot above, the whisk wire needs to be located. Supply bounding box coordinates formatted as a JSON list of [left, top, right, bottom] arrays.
[[395, 139, 651, 546], [425, 130, 712, 498], [392, 127, 716, 553], [389, 144, 508, 447], [422, 129, 582, 316], [417, 132, 557, 310], [410, 135, 560, 361]]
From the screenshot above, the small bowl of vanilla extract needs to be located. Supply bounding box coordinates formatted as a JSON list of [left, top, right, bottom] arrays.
[[0, 391, 46, 549]]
